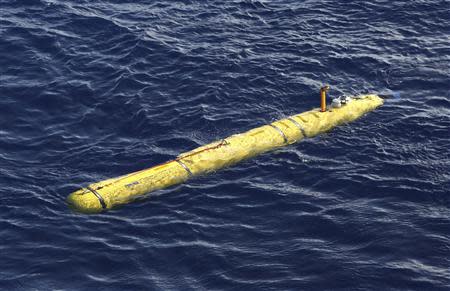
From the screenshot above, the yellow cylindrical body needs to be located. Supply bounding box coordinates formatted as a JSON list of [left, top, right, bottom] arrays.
[[67, 94, 383, 213]]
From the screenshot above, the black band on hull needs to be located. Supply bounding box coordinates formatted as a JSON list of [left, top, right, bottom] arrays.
[[87, 186, 107, 209], [176, 160, 193, 176], [268, 124, 288, 143], [287, 117, 307, 138]]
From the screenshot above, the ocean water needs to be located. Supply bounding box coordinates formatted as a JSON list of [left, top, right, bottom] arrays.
[[1, 0, 449, 289]]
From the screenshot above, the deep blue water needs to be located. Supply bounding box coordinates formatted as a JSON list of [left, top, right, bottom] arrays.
[[1, 0, 449, 289]]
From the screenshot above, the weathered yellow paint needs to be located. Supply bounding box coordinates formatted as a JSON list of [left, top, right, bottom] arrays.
[[67, 94, 383, 213]]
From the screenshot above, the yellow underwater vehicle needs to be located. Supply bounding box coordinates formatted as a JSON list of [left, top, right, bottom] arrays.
[[67, 87, 385, 213]]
